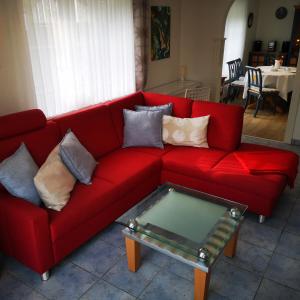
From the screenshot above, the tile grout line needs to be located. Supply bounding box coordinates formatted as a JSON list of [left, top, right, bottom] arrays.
[[253, 204, 296, 299], [135, 265, 170, 299], [6, 270, 51, 300], [77, 279, 100, 300], [96, 252, 142, 299], [253, 236, 281, 298], [71, 253, 130, 299], [101, 277, 137, 299]]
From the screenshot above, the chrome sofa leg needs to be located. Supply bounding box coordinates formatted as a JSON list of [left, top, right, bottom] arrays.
[[41, 271, 50, 281], [258, 215, 266, 224]]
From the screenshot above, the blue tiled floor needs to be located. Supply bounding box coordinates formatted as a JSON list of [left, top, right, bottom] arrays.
[[1, 139, 300, 299]]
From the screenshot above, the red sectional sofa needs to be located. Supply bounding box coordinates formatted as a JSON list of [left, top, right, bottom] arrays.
[[0, 91, 298, 278]]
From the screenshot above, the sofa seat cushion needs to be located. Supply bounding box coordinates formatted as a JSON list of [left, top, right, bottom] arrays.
[[162, 147, 227, 179], [211, 151, 286, 200], [236, 143, 298, 188], [160, 169, 280, 216], [48, 178, 117, 242], [94, 148, 161, 196]]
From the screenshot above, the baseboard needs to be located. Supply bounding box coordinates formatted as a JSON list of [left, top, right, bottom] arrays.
[[291, 139, 300, 146]]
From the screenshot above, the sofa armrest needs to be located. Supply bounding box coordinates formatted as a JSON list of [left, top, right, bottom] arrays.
[[0, 193, 54, 274]]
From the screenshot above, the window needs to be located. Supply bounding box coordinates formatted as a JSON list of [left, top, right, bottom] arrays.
[[23, 0, 135, 116]]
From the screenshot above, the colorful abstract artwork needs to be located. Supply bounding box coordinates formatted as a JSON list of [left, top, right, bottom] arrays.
[[151, 6, 171, 61]]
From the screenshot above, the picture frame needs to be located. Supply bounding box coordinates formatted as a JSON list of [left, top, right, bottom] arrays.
[[247, 13, 254, 28], [151, 6, 171, 61]]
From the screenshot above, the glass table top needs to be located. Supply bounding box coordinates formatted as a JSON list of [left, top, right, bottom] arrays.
[[117, 183, 247, 271]]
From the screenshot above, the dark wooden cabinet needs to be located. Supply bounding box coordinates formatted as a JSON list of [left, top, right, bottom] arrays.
[[288, 5, 300, 67], [248, 52, 287, 67]]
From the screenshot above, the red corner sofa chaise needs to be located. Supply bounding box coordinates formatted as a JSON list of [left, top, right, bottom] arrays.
[[0, 91, 298, 280]]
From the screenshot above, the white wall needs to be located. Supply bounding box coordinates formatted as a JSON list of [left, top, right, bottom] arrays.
[[292, 65, 300, 140], [222, 0, 258, 77], [179, 0, 233, 99], [294, 111, 300, 140], [145, 0, 181, 89], [0, 2, 16, 115], [0, 1, 35, 116], [256, 0, 299, 51], [0, 0, 36, 116], [242, 0, 259, 64]]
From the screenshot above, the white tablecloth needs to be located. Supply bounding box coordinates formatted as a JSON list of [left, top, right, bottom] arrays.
[[243, 66, 297, 101]]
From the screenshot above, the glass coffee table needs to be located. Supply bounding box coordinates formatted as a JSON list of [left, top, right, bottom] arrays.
[[117, 183, 247, 300]]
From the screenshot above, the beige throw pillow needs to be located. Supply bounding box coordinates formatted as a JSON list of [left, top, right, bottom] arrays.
[[34, 146, 76, 211], [163, 115, 210, 147]]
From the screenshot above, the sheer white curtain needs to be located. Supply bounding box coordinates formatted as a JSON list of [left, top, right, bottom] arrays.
[[22, 0, 136, 117]]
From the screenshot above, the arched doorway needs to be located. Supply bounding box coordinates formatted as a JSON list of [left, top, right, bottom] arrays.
[[222, 0, 249, 77], [221, 0, 300, 143]]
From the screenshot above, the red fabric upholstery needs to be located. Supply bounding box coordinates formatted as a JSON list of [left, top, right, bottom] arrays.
[[0, 93, 298, 277], [0, 121, 60, 166], [211, 152, 286, 200], [0, 109, 46, 140], [162, 147, 227, 179], [235, 143, 299, 187], [48, 178, 117, 242], [53, 104, 120, 158], [106, 92, 145, 143], [0, 119, 59, 274], [0, 191, 54, 274], [51, 174, 158, 263], [128, 144, 175, 157], [142, 92, 193, 117], [94, 148, 161, 196], [191, 101, 244, 151], [161, 170, 282, 216]]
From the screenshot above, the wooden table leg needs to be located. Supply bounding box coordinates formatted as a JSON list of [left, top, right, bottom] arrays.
[[223, 229, 239, 258], [194, 268, 210, 300], [125, 237, 141, 272]]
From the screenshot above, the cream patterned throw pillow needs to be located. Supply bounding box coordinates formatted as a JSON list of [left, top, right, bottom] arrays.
[[163, 115, 210, 147], [34, 146, 76, 211]]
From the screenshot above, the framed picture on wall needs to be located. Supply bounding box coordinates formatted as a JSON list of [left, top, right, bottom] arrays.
[[247, 13, 254, 28], [151, 6, 171, 60]]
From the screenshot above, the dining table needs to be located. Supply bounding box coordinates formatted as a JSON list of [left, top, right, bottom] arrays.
[[243, 66, 297, 101]]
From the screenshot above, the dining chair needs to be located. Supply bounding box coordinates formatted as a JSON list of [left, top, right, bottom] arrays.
[[234, 58, 245, 80], [224, 58, 245, 103], [244, 66, 279, 117], [185, 86, 210, 101]]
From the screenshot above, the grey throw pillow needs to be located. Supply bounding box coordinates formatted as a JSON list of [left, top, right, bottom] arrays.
[[0, 143, 41, 206], [123, 109, 163, 149], [135, 103, 173, 115], [59, 130, 97, 185]]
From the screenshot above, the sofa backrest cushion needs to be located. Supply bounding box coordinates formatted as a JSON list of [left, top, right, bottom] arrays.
[[0, 120, 60, 195], [0, 109, 46, 140], [142, 92, 193, 118], [53, 104, 119, 158], [0, 121, 61, 167], [106, 92, 145, 144], [191, 101, 244, 151]]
